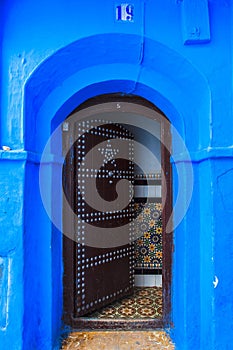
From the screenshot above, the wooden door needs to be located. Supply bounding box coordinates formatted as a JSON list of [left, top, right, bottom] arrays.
[[63, 119, 135, 317], [63, 96, 172, 329]]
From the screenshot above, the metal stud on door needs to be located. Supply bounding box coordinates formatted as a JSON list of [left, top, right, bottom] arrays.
[[72, 120, 135, 317]]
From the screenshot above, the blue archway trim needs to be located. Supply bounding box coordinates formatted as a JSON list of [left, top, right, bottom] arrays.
[[25, 34, 211, 153]]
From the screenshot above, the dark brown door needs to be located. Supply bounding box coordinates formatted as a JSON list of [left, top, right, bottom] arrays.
[[63, 119, 135, 317], [63, 96, 172, 329]]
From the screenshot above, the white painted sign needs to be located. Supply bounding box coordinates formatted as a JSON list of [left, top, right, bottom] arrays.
[[116, 4, 134, 22]]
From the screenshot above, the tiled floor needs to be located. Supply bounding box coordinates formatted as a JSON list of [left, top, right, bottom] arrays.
[[61, 287, 171, 349], [61, 331, 174, 350], [86, 287, 162, 319]]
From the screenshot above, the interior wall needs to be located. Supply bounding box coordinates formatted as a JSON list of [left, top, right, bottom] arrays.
[[128, 121, 162, 286], [125, 122, 161, 174], [0, 1, 233, 349]]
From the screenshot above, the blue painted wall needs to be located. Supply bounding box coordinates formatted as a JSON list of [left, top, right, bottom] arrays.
[[0, 0, 233, 349]]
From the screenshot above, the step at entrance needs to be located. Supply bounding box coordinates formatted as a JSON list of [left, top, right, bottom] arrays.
[[61, 331, 174, 350]]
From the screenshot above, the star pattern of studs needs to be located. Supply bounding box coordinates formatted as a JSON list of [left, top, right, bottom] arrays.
[[98, 140, 119, 165]]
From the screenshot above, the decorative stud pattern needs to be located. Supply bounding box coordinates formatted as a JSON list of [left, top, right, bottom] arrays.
[[98, 140, 119, 163], [73, 119, 135, 317]]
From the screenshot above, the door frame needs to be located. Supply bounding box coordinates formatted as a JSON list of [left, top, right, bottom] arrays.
[[62, 94, 172, 330]]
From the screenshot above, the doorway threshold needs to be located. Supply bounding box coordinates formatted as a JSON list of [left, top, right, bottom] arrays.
[[61, 330, 174, 350], [70, 317, 164, 330]]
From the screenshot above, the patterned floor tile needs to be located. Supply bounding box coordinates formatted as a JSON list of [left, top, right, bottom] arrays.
[[85, 287, 162, 319]]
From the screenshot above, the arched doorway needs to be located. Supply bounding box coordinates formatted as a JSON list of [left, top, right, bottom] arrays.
[[23, 33, 210, 347], [62, 95, 172, 329]]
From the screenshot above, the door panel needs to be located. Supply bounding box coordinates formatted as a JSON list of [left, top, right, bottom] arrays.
[[83, 257, 131, 312], [62, 97, 172, 329], [71, 121, 135, 317]]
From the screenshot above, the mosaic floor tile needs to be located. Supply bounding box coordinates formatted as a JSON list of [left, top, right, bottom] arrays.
[[61, 331, 174, 350], [85, 287, 162, 319]]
